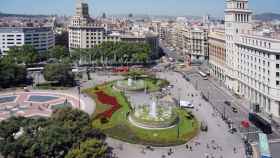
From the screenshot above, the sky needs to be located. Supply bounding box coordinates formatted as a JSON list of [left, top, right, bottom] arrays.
[[0, 0, 279, 17]]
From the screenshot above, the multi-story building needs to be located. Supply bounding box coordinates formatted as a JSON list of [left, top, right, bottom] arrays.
[[183, 27, 209, 63], [69, 2, 113, 50], [159, 22, 169, 40], [211, 0, 280, 118], [69, 1, 159, 58], [224, 0, 253, 93], [208, 30, 226, 82], [164, 22, 209, 63], [236, 33, 280, 117], [0, 27, 55, 55]]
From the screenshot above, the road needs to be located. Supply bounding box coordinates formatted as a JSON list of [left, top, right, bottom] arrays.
[[160, 42, 182, 61], [186, 70, 280, 141]]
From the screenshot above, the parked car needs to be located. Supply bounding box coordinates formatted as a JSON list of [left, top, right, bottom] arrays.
[[224, 101, 231, 106], [232, 107, 238, 113], [168, 85, 174, 89], [183, 75, 190, 81], [180, 100, 194, 108], [200, 121, 208, 132]]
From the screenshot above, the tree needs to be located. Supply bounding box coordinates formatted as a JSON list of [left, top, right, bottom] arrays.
[[0, 57, 27, 88], [7, 45, 38, 65], [28, 124, 74, 158], [51, 108, 90, 138], [0, 117, 32, 158], [43, 63, 75, 86], [48, 45, 69, 60], [0, 109, 109, 158], [65, 139, 111, 158]]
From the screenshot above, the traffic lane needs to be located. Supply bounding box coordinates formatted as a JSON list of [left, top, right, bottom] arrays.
[[182, 70, 247, 122], [188, 74, 280, 139], [189, 74, 246, 116], [188, 74, 247, 123]]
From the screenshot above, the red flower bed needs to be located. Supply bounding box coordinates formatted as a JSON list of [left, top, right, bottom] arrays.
[[113, 67, 129, 73], [95, 91, 120, 118]]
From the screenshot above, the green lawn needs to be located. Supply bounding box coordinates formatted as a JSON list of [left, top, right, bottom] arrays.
[[51, 103, 72, 110], [85, 82, 198, 146], [35, 82, 69, 90], [142, 77, 169, 92]]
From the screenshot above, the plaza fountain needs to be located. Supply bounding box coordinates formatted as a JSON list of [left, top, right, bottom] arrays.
[[128, 78, 133, 87], [129, 98, 177, 129], [114, 77, 145, 91]]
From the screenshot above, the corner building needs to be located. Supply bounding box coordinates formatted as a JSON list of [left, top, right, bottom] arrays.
[[224, 0, 280, 117]]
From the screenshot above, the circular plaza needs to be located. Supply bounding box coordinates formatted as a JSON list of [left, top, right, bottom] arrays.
[[0, 91, 85, 121], [85, 72, 199, 147]]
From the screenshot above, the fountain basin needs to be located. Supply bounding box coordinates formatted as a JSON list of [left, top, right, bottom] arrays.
[[129, 105, 178, 129], [114, 79, 145, 91]]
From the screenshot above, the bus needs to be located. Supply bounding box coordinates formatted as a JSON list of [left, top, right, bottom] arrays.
[[248, 113, 272, 134], [27, 67, 44, 72], [199, 71, 208, 80]]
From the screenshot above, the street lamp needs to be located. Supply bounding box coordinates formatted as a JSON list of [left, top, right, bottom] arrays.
[[178, 88, 182, 107], [77, 85, 81, 108], [176, 117, 180, 139]]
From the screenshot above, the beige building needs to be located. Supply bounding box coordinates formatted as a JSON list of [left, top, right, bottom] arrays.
[[69, 1, 120, 50], [184, 27, 209, 63], [209, 30, 226, 82]]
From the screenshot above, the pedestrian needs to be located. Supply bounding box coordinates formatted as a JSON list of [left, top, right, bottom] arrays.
[[169, 148, 173, 154], [186, 144, 189, 149], [189, 146, 192, 151], [141, 148, 146, 154], [233, 147, 237, 153]]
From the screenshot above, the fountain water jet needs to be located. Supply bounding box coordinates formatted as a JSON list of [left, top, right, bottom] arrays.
[[128, 78, 133, 87], [149, 100, 157, 118]]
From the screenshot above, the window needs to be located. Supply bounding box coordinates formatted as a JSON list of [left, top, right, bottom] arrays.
[[277, 55, 280, 60], [277, 64, 280, 69], [277, 81, 280, 86], [277, 72, 280, 77]]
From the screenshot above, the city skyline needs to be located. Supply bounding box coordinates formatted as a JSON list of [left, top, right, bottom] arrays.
[[0, 0, 280, 17]]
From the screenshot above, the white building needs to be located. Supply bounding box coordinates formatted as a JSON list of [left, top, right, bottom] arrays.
[[0, 27, 55, 55], [223, 0, 280, 117]]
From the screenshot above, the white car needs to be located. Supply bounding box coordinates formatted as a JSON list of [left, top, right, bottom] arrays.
[[180, 100, 194, 108]]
